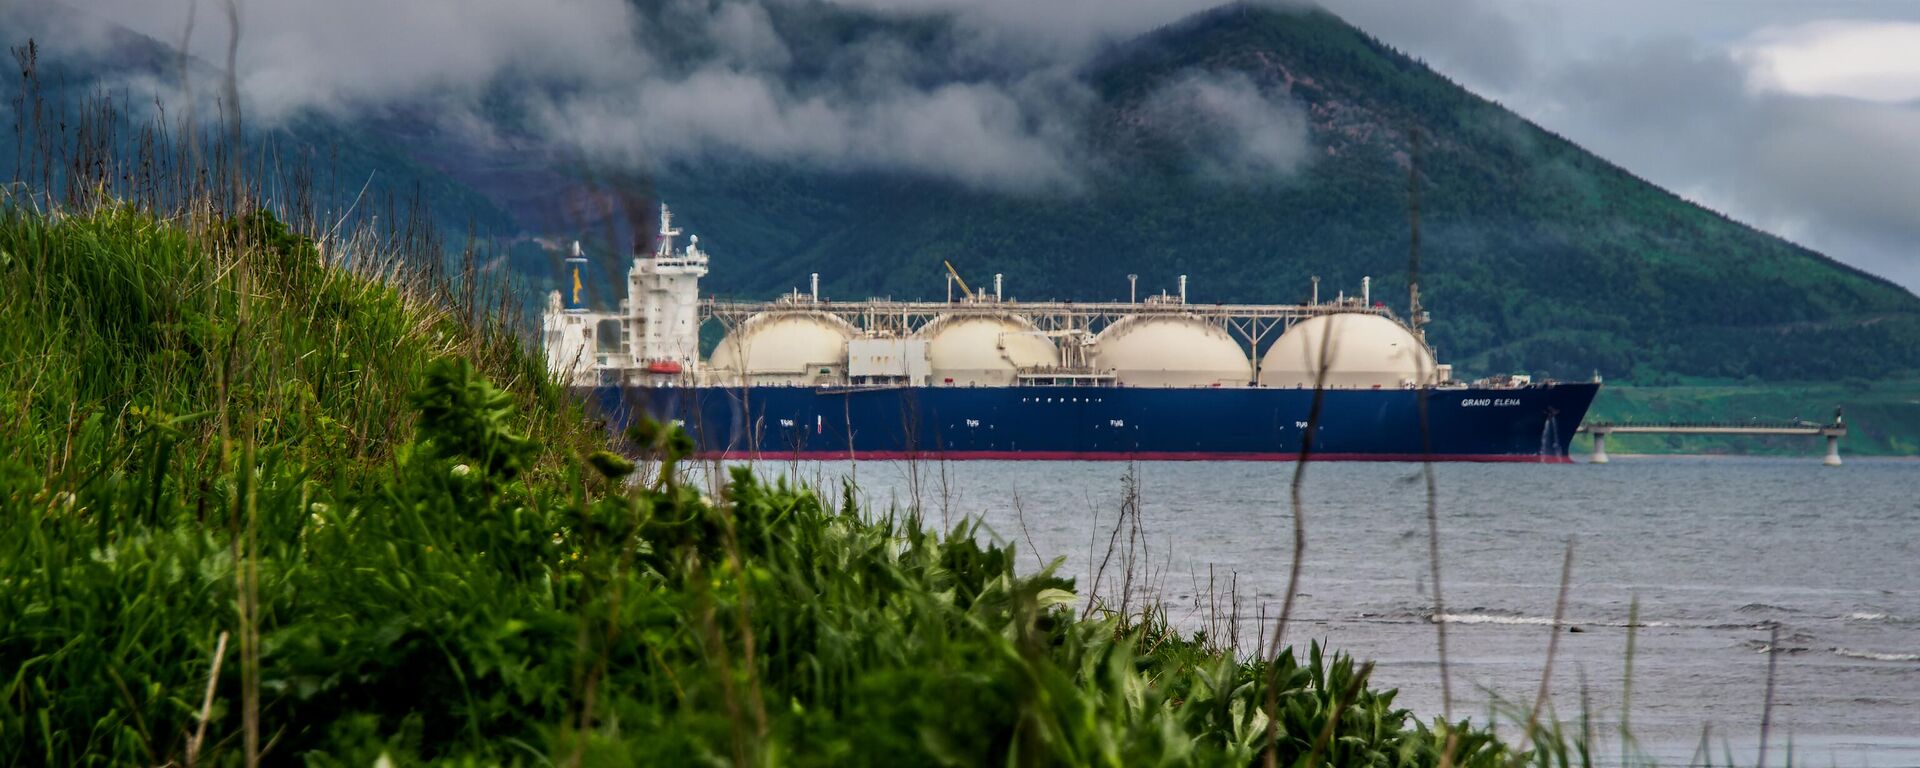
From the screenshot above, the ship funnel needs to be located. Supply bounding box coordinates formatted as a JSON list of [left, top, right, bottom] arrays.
[[1179, 274, 1188, 303], [994, 273, 1003, 301], [811, 272, 819, 302], [564, 240, 589, 312], [1363, 276, 1371, 305], [1312, 276, 1320, 305]]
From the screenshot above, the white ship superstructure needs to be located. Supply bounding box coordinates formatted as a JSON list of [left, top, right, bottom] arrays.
[[543, 204, 708, 386]]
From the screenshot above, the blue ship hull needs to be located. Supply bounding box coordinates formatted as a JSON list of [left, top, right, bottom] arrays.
[[582, 382, 1601, 462]]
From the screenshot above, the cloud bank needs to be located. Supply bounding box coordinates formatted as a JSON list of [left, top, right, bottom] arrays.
[[538, 67, 1092, 190], [1138, 71, 1312, 181], [8, 0, 1309, 193]]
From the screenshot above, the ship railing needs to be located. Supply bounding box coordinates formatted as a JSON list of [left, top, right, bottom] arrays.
[[1583, 419, 1832, 430], [699, 298, 1397, 324], [1015, 367, 1119, 386]]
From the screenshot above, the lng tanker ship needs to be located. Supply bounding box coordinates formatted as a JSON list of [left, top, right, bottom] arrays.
[[543, 205, 1598, 462]]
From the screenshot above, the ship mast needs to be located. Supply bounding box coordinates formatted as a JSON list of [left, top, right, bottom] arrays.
[[1407, 127, 1425, 345], [655, 203, 681, 258]]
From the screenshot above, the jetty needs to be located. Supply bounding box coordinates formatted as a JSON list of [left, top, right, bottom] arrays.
[[1577, 413, 1848, 465]]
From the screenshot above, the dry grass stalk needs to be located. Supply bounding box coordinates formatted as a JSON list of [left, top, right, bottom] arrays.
[[185, 630, 230, 767]]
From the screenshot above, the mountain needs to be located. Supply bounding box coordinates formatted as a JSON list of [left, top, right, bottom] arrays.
[[636, 3, 1920, 383], [9, 0, 1920, 383]]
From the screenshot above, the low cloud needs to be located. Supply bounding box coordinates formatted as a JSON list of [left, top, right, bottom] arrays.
[[12, 0, 647, 121], [8, 0, 1310, 194], [1740, 20, 1920, 103], [538, 65, 1092, 191], [705, 1, 791, 71], [1138, 71, 1312, 182]]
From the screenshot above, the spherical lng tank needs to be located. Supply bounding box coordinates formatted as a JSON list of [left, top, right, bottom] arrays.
[[920, 314, 1058, 386], [1093, 316, 1251, 387], [1257, 313, 1437, 388], [707, 311, 854, 385]]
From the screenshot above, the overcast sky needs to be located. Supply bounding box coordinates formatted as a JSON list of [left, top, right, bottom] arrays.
[[13, 0, 1920, 292]]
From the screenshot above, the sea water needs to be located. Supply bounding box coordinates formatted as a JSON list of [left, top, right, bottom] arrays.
[[703, 455, 1920, 766]]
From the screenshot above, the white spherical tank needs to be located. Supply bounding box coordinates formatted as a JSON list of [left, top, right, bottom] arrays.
[[1258, 313, 1437, 388], [707, 311, 854, 385], [1093, 316, 1251, 387], [920, 314, 1058, 386]]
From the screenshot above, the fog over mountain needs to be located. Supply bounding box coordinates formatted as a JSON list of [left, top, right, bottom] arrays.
[[6, 0, 1920, 290], [7, 0, 1304, 192]]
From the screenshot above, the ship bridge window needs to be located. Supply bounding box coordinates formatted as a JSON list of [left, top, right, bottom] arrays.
[[594, 319, 624, 352]]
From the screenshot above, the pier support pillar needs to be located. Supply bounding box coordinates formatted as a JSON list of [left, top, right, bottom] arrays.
[[1823, 433, 1842, 466], [1590, 431, 1609, 464]]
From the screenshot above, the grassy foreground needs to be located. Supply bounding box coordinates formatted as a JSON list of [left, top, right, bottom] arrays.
[[0, 205, 1600, 765]]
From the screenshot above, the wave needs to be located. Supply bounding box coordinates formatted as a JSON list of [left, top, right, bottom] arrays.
[[1832, 647, 1920, 662], [1842, 612, 1913, 623], [1741, 638, 1813, 654], [1433, 613, 1559, 626], [1431, 612, 1672, 628]]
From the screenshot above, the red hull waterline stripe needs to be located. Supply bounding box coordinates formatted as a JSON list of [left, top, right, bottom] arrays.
[[695, 450, 1575, 464]]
